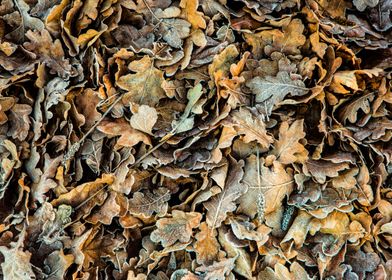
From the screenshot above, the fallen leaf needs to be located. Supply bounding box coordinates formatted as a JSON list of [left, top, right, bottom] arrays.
[[229, 107, 273, 148], [130, 105, 158, 135], [271, 119, 308, 165], [180, 0, 206, 29], [193, 222, 220, 265], [247, 71, 309, 115], [204, 158, 246, 228], [128, 188, 171, 217], [150, 210, 202, 247], [117, 56, 166, 107]]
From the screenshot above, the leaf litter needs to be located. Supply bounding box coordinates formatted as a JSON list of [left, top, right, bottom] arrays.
[[0, 0, 391, 279]]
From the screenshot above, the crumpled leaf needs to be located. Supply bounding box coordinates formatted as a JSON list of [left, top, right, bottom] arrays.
[[171, 83, 203, 134], [51, 173, 114, 207], [368, 0, 392, 31], [345, 249, 380, 278], [304, 159, 350, 184], [353, 0, 379, 11], [43, 250, 74, 280], [258, 262, 314, 280], [24, 29, 74, 78], [150, 210, 202, 247], [7, 104, 32, 141]]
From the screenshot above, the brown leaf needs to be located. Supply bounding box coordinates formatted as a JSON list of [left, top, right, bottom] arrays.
[[193, 222, 220, 265], [229, 107, 273, 149], [204, 158, 246, 228], [24, 29, 74, 78], [117, 56, 166, 107], [150, 210, 202, 247], [86, 192, 121, 225], [51, 173, 114, 207], [304, 159, 350, 184], [238, 155, 294, 217], [7, 103, 32, 141], [97, 119, 151, 148], [130, 105, 158, 135], [271, 119, 308, 165], [128, 187, 171, 218]]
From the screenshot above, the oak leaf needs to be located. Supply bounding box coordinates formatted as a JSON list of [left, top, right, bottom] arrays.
[[97, 118, 151, 148], [7, 103, 32, 141], [303, 159, 350, 184], [24, 29, 74, 78], [128, 187, 171, 217], [238, 155, 294, 217], [150, 210, 202, 247], [117, 56, 166, 107], [193, 222, 220, 265], [160, 18, 191, 48], [51, 173, 114, 207], [0, 230, 35, 280], [271, 119, 308, 165], [247, 71, 309, 115], [204, 158, 246, 228], [179, 0, 206, 29], [229, 107, 273, 149]]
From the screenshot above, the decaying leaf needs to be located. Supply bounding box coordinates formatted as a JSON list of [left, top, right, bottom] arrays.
[[0, 230, 35, 280], [229, 107, 273, 148]]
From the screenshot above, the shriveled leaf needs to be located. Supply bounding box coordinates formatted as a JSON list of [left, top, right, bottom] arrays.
[[0, 231, 35, 280], [24, 29, 74, 78], [51, 173, 114, 207], [304, 159, 350, 184]]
